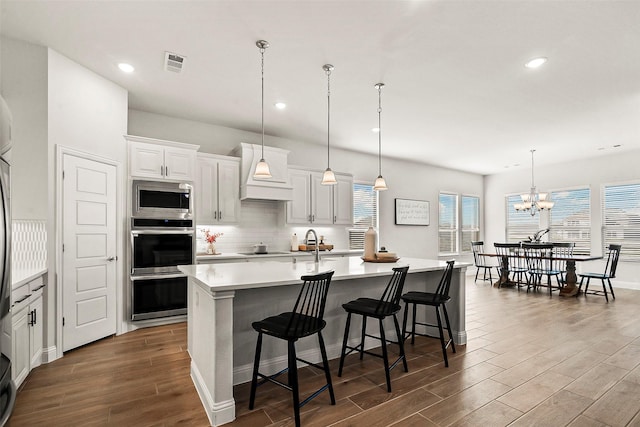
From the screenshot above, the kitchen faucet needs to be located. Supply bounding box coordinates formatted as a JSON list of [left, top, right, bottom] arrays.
[[304, 229, 320, 263]]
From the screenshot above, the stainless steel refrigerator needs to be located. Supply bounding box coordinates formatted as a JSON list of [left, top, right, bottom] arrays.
[[0, 157, 15, 425]]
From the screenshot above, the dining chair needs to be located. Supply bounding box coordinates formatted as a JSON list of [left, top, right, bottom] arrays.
[[401, 260, 456, 367], [471, 241, 498, 284], [338, 266, 409, 393], [493, 242, 527, 288], [522, 243, 562, 295], [552, 242, 575, 285], [249, 270, 335, 427], [577, 244, 621, 302]]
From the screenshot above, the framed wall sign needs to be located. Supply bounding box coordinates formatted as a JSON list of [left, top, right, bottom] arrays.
[[395, 198, 430, 226]]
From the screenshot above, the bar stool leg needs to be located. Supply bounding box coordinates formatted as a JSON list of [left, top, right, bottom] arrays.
[[359, 316, 367, 360], [411, 303, 417, 344], [379, 318, 391, 392], [442, 304, 456, 354], [338, 313, 352, 377], [608, 278, 616, 300], [601, 279, 609, 302], [435, 307, 448, 367], [317, 331, 336, 404], [288, 341, 301, 427], [392, 314, 408, 372], [249, 332, 263, 409], [401, 302, 409, 343]]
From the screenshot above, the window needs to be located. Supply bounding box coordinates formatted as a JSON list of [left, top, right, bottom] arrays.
[[439, 193, 458, 254], [603, 182, 640, 261], [461, 195, 479, 253], [505, 194, 539, 243], [549, 188, 591, 255], [349, 183, 378, 249]]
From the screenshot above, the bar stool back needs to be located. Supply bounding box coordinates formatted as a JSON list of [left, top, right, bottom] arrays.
[[401, 260, 456, 367], [337, 266, 410, 392], [249, 270, 335, 427]]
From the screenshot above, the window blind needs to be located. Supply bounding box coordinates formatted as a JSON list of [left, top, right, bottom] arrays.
[[439, 193, 458, 254], [349, 183, 378, 249], [602, 182, 640, 261], [549, 188, 591, 255], [461, 195, 479, 253], [505, 194, 539, 243]]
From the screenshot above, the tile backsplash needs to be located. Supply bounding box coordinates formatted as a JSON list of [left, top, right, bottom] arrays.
[[12, 219, 47, 271], [196, 199, 349, 254]]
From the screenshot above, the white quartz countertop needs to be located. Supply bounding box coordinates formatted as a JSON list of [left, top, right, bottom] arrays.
[[12, 267, 47, 289], [179, 257, 470, 293], [196, 248, 360, 261]]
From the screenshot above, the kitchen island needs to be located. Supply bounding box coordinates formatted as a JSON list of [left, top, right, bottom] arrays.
[[179, 256, 469, 426]]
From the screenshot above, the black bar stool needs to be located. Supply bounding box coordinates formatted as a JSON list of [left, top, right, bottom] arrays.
[[249, 270, 335, 427], [337, 266, 409, 392], [401, 260, 456, 367]]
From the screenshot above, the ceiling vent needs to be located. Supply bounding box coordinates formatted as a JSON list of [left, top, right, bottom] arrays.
[[164, 51, 186, 73]]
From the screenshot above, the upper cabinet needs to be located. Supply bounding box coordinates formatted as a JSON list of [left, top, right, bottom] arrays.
[[196, 153, 240, 224], [286, 167, 353, 225], [126, 135, 199, 181]]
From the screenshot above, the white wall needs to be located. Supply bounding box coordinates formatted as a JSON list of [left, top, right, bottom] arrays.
[[47, 49, 128, 355], [0, 37, 48, 220], [129, 109, 484, 261], [485, 149, 640, 286]]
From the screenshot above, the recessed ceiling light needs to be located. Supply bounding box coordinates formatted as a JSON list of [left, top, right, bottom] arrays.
[[118, 63, 135, 73], [274, 102, 286, 109], [525, 57, 547, 69], [372, 127, 380, 133]]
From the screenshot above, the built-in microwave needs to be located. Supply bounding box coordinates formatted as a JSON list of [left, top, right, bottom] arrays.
[[132, 180, 192, 220]]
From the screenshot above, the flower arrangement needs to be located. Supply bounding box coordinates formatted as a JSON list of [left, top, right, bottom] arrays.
[[203, 229, 223, 244]]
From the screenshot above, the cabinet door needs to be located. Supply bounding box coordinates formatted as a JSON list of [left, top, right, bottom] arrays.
[[333, 174, 354, 225], [196, 157, 219, 223], [164, 147, 196, 181], [30, 296, 44, 370], [11, 306, 30, 388], [286, 170, 311, 224], [311, 173, 333, 225], [130, 142, 164, 179], [217, 159, 240, 223]]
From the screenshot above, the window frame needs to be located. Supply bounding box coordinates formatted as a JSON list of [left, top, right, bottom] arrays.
[[460, 194, 480, 254], [349, 181, 379, 250], [601, 180, 640, 262], [548, 186, 591, 255], [505, 193, 541, 243], [438, 192, 459, 255]]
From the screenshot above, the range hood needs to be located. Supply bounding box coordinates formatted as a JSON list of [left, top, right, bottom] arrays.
[[233, 143, 293, 201]]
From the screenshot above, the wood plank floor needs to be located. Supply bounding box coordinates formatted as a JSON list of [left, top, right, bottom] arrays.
[[8, 276, 640, 426]]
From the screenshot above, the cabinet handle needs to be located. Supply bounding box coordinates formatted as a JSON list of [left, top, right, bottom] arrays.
[[29, 309, 36, 326], [165, 166, 169, 176], [214, 211, 217, 219], [334, 215, 337, 223], [219, 211, 222, 220], [161, 165, 164, 176], [32, 284, 46, 292], [14, 294, 32, 305], [312, 214, 315, 222]]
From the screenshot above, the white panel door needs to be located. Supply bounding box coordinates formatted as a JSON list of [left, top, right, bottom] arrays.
[[311, 172, 333, 225], [62, 154, 117, 352], [195, 157, 218, 223], [129, 141, 164, 179], [333, 174, 354, 225], [286, 170, 311, 224], [164, 147, 196, 181]]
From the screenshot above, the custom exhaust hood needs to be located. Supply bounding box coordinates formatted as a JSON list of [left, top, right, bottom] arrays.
[[234, 142, 293, 201]]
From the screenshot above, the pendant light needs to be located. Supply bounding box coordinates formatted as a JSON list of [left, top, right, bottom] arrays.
[[253, 40, 272, 179], [513, 149, 554, 216], [373, 83, 388, 191], [321, 64, 337, 185]]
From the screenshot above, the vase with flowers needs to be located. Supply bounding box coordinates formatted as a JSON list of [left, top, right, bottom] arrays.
[[203, 229, 223, 255]]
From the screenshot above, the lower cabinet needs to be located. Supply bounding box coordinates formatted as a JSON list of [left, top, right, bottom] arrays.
[[7, 275, 45, 388]]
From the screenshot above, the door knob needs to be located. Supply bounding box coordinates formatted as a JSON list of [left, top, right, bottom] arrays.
[[107, 256, 116, 262]]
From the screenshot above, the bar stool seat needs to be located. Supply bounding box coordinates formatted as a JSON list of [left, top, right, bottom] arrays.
[[338, 266, 409, 392], [401, 260, 456, 367], [249, 270, 335, 427]]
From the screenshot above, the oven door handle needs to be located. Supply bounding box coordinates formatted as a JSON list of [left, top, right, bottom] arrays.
[[131, 230, 194, 235], [130, 273, 188, 281]]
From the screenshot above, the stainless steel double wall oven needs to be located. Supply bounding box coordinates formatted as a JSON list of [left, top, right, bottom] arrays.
[[130, 180, 194, 321]]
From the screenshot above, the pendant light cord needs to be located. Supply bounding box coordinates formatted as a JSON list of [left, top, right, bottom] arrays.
[[377, 84, 382, 176], [260, 46, 265, 159], [326, 66, 332, 168], [530, 149, 535, 188]]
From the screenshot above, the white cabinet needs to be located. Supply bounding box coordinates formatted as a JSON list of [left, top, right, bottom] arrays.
[[8, 275, 45, 388], [126, 135, 199, 181], [286, 168, 353, 225], [196, 153, 240, 224]]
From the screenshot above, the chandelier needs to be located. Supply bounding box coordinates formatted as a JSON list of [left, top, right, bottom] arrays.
[[514, 149, 554, 216]]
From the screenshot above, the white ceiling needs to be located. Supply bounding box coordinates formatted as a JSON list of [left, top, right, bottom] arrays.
[[2, 0, 639, 175]]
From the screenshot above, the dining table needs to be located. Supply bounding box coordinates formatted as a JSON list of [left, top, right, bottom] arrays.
[[480, 251, 602, 296]]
